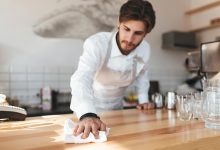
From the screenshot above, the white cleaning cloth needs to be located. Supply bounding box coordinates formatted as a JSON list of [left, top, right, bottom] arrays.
[[64, 118, 110, 144]]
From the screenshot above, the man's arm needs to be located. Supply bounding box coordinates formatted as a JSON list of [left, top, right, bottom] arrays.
[[134, 68, 155, 110], [70, 35, 107, 138]]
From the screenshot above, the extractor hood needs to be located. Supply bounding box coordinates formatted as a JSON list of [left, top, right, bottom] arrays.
[[162, 31, 198, 50]]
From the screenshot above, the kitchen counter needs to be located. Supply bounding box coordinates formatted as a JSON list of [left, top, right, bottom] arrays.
[[26, 105, 72, 117], [1, 109, 220, 150]]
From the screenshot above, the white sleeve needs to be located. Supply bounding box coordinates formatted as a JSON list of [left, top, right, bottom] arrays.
[[134, 67, 150, 104], [70, 37, 102, 119], [134, 42, 151, 104]]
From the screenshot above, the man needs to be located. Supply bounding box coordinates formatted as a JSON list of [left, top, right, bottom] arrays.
[[70, 0, 156, 139]]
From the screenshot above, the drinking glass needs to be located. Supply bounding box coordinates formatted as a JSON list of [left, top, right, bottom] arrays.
[[192, 92, 203, 119], [202, 79, 220, 129], [176, 95, 193, 121]]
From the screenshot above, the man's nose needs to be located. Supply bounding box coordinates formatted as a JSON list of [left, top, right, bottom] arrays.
[[126, 33, 134, 43]]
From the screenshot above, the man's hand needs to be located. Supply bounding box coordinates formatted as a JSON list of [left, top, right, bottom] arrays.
[[73, 117, 106, 139], [136, 102, 155, 110]]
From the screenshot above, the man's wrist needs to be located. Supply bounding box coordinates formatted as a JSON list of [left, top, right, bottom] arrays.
[[79, 113, 100, 121]]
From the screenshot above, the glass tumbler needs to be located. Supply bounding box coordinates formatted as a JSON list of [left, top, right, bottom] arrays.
[[176, 95, 193, 121], [192, 92, 203, 119], [202, 79, 220, 129]]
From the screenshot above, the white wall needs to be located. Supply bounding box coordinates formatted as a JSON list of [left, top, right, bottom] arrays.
[[0, 0, 84, 105], [187, 0, 220, 42], [146, 0, 190, 92], [0, 0, 192, 105], [0, 0, 83, 66]]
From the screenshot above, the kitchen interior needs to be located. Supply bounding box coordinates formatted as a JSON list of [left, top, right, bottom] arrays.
[[0, 0, 220, 149]]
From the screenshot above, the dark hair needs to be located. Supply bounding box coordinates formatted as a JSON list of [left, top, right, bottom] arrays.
[[119, 0, 156, 33]]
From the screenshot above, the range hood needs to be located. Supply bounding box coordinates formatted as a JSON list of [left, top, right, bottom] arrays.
[[162, 31, 198, 50]]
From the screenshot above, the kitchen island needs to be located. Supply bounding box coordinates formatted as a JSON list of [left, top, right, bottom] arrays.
[[0, 109, 220, 150]]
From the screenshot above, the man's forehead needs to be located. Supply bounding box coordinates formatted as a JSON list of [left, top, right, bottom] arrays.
[[123, 24, 145, 32], [120, 21, 146, 32]]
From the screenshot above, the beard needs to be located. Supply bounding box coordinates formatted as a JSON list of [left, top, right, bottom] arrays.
[[116, 32, 143, 55], [120, 40, 141, 55], [121, 40, 136, 50]]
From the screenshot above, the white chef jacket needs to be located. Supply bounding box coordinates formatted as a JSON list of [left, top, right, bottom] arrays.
[[70, 32, 151, 118]]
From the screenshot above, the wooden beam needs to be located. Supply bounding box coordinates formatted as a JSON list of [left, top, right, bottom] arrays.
[[185, 1, 220, 15]]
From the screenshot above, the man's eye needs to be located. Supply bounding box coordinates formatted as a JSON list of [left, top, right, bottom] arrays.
[[124, 28, 129, 31], [135, 32, 143, 35]]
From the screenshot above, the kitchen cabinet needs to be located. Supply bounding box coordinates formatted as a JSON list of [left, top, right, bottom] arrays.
[[1, 109, 220, 150]]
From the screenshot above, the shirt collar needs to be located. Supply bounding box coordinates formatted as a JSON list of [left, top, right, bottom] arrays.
[[110, 32, 139, 59]]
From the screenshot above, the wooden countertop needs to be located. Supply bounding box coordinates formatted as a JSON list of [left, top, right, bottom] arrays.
[[1, 109, 220, 150]]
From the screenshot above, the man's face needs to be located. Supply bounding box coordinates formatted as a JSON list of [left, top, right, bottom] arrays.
[[117, 20, 147, 55]]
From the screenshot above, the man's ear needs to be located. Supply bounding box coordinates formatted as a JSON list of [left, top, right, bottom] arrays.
[[117, 17, 120, 29]]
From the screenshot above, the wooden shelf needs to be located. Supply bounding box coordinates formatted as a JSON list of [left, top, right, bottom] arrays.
[[185, 1, 220, 15], [189, 23, 220, 32]]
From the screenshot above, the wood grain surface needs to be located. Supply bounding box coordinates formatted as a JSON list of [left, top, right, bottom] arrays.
[[1, 109, 220, 150]]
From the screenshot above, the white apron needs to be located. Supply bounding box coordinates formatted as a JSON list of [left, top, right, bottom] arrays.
[[93, 32, 137, 112]]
